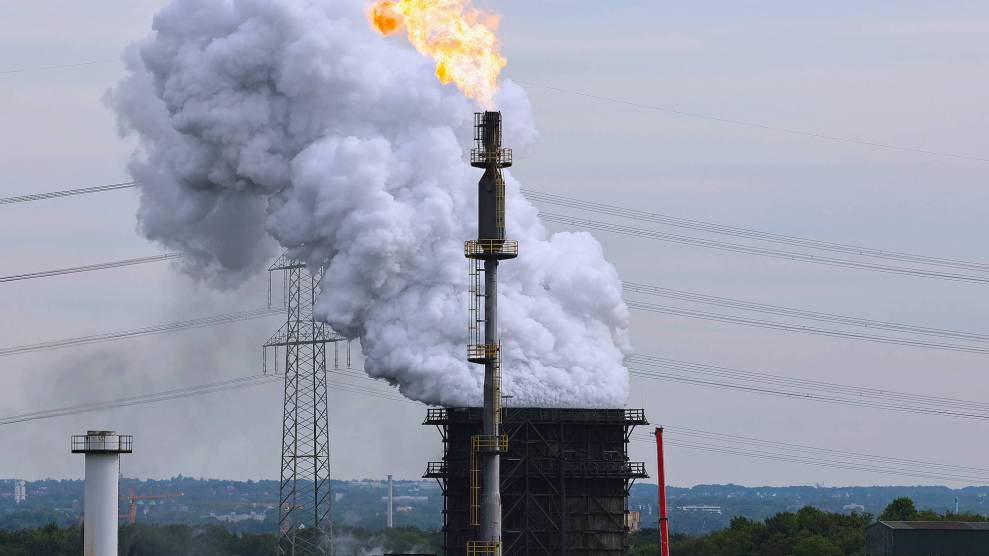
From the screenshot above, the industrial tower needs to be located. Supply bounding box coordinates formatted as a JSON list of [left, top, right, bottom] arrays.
[[466, 111, 516, 555], [265, 254, 342, 555]]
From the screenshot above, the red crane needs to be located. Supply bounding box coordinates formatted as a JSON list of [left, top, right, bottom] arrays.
[[655, 427, 670, 556], [121, 488, 184, 524]]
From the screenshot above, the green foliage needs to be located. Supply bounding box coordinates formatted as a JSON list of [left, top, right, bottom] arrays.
[[0, 522, 441, 555], [636, 506, 872, 556], [0, 523, 82, 556], [880, 497, 918, 521], [631, 498, 989, 556]]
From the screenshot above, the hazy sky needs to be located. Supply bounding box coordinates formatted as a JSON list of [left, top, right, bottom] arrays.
[[2, 1, 989, 488]]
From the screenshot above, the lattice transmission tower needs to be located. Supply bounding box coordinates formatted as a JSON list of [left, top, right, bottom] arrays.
[[264, 253, 344, 556]]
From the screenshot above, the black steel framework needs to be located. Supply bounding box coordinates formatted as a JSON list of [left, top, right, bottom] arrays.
[[424, 407, 648, 555], [265, 253, 343, 555]]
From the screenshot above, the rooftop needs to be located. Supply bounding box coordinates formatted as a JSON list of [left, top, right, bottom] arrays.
[[877, 521, 989, 531]]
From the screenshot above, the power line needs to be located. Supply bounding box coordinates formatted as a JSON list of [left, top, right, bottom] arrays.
[[624, 282, 989, 343], [630, 354, 989, 410], [514, 80, 989, 164], [0, 368, 413, 427], [628, 434, 988, 485], [11, 182, 988, 279], [628, 354, 989, 416], [0, 58, 117, 76], [0, 253, 180, 283], [527, 189, 989, 273], [3, 354, 983, 484], [11, 181, 989, 286], [659, 426, 989, 476], [0, 181, 137, 205], [11, 255, 986, 357], [629, 430, 989, 483], [5, 282, 989, 417], [5, 299, 989, 421], [629, 368, 989, 420], [0, 307, 284, 357], [627, 299, 989, 355], [542, 213, 989, 284], [628, 367, 989, 421]]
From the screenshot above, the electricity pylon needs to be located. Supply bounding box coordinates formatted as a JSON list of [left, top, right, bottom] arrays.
[[265, 253, 343, 555]]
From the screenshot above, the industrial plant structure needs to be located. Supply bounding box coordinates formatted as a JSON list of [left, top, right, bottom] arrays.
[[422, 112, 649, 555], [72, 430, 132, 556], [463, 110, 518, 554], [424, 407, 648, 555]]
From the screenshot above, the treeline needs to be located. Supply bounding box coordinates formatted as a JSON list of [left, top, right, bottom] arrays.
[[628, 497, 988, 556], [0, 523, 439, 555], [3, 497, 985, 555]]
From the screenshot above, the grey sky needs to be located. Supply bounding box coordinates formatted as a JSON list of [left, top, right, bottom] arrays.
[[2, 1, 988, 487]]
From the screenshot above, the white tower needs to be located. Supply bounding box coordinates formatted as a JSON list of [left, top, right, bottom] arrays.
[[387, 475, 394, 528], [72, 431, 132, 556], [13, 480, 26, 504]]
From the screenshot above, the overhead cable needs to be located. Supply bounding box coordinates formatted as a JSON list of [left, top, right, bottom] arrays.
[[542, 213, 989, 284], [0, 58, 117, 76], [515, 80, 989, 164], [527, 189, 989, 273], [628, 434, 988, 485], [0, 307, 284, 357], [0, 253, 181, 283], [0, 181, 138, 205], [3, 357, 983, 484], [0, 367, 411, 427], [627, 299, 989, 355], [6, 296, 989, 419], [623, 282, 989, 343], [628, 354, 989, 415]]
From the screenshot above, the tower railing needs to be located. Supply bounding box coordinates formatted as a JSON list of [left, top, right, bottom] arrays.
[[467, 541, 502, 555], [465, 239, 518, 260]]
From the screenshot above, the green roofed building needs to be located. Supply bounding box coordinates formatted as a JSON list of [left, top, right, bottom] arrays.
[[866, 521, 989, 556]]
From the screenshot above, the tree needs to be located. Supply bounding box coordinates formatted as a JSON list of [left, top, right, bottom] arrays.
[[792, 534, 842, 556], [880, 498, 918, 521]]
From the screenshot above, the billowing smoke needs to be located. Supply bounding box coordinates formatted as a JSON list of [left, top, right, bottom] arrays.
[[110, 0, 631, 407]]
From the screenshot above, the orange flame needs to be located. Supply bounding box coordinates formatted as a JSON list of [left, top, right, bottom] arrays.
[[369, 0, 507, 109]]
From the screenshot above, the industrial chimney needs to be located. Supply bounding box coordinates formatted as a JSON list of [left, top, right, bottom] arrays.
[[72, 430, 133, 556], [465, 111, 516, 554]]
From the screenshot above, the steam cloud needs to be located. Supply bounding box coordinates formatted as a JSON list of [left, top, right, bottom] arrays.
[[110, 0, 631, 407]]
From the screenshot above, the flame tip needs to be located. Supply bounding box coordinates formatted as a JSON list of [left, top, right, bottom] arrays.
[[368, 0, 506, 106]]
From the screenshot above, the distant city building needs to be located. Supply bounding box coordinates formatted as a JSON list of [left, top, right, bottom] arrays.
[[208, 511, 266, 523], [866, 521, 989, 556], [843, 503, 865, 512], [677, 505, 723, 515], [13, 480, 26, 504], [379, 495, 429, 503], [627, 510, 641, 532]]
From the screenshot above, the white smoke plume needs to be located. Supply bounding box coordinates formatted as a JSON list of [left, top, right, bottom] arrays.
[[110, 0, 632, 407]]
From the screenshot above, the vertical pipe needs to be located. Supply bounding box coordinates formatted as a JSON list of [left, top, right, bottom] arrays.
[[481, 258, 501, 543], [84, 453, 120, 556], [387, 475, 394, 528], [655, 427, 670, 556]]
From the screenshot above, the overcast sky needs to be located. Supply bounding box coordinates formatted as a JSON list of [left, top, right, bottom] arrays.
[[2, 1, 989, 488]]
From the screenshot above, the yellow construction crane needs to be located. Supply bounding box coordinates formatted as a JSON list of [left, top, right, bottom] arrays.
[[121, 488, 184, 524]]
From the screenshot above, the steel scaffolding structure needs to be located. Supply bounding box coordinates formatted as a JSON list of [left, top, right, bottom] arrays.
[[265, 253, 343, 556], [425, 407, 649, 555]]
